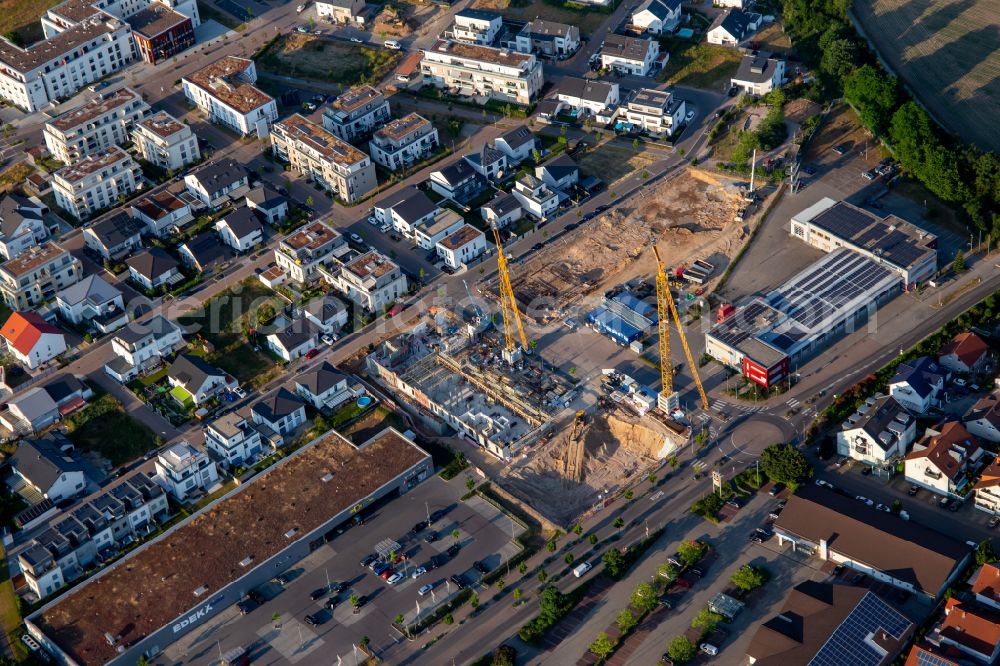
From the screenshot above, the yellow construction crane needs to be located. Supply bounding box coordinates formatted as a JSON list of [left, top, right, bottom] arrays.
[[494, 227, 528, 355], [653, 246, 709, 412]]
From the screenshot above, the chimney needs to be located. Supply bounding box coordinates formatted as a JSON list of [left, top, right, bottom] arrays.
[[818, 538, 829, 561]]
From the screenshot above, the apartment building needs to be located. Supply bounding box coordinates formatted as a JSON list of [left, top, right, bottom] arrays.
[[132, 110, 200, 171], [51, 146, 142, 220], [274, 221, 348, 284], [0, 242, 82, 311], [329, 250, 408, 313], [421, 40, 544, 106], [271, 114, 377, 204], [321, 85, 390, 142], [600, 35, 660, 76], [449, 9, 502, 45], [43, 87, 149, 163], [368, 113, 439, 172], [106, 314, 183, 381], [153, 441, 219, 501], [0, 194, 49, 260], [126, 3, 195, 64], [203, 412, 264, 469], [623, 87, 686, 136], [182, 56, 277, 136], [836, 393, 916, 467]]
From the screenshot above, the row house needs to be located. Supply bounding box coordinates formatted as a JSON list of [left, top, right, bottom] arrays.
[[436, 223, 486, 270], [0, 241, 82, 311], [182, 56, 277, 137], [421, 40, 544, 106], [514, 20, 580, 57], [43, 86, 149, 163], [557, 77, 620, 118], [132, 110, 200, 172], [368, 113, 439, 172], [966, 393, 1000, 444], [129, 188, 194, 237], [183, 158, 249, 209], [51, 146, 142, 220], [373, 187, 439, 238], [600, 35, 660, 76], [321, 85, 390, 142], [413, 208, 464, 251], [125, 246, 182, 291]]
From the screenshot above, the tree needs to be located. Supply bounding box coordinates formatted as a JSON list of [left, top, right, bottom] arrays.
[[452, 529, 460, 542], [666, 635, 697, 663], [564, 552, 575, 565], [272, 611, 282, 627], [573, 523, 583, 536], [632, 138, 640, 153], [602, 548, 625, 578], [532, 148, 540, 163], [617, 609, 638, 634], [137, 658, 150, 666], [547, 540, 557, 552], [589, 632, 616, 660], [953, 250, 966, 273], [538, 569, 548, 582], [350, 594, 360, 607], [677, 540, 705, 566], [648, 473, 657, 484], [613, 516, 624, 529], [394, 613, 405, 625], [691, 607, 723, 635], [419, 267, 427, 282], [976, 540, 996, 567], [492, 645, 517, 666], [589, 534, 598, 546], [466, 478, 476, 491], [443, 613, 454, 625], [843, 65, 898, 136], [820, 37, 858, 79], [656, 562, 677, 584], [496, 578, 506, 590], [760, 443, 812, 486], [630, 582, 658, 613], [731, 564, 768, 591], [360, 636, 370, 649], [519, 562, 528, 575], [305, 195, 314, 208], [513, 588, 522, 604], [623, 489, 633, 501]]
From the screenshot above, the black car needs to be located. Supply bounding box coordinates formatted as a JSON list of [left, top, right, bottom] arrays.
[[310, 587, 327, 601], [565, 223, 579, 231], [332, 581, 348, 594], [450, 574, 467, 590], [272, 572, 292, 585], [727, 86, 738, 97], [411, 520, 429, 533], [908, 485, 920, 496], [237, 599, 257, 615], [473, 560, 491, 574], [689, 567, 704, 578], [532, 243, 544, 251], [749, 532, 764, 544], [429, 509, 446, 522], [304, 613, 322, 626], [446, 543, 461, 557], [360, 554, 377, 568], [424, 531, 438, 543], [248, 589, 266, 605], [325, 596, 339, 610], [948, 500, 962, 512], [353, 594, 368, 608]]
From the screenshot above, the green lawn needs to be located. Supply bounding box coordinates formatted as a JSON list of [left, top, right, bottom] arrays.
[[258, 34, 402, 86], [659, 40, 742, 90], [170, 385, 194, 407], [64, 395, 163, 466]]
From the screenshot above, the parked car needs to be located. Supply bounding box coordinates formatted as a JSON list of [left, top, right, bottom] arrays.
[[332, 581, 348, 594], [685, 110, 695, 122], [305, 348, 319, 359], [272, 572, 292, 585], [801, 164, 817, 175], [310, 587, 327, 601], [411, 566, 427, 579], [429, 509, 446, 522], [380, 568, 394, 580], [384, 39, 401, 50], [875, 503, 891, 513], [418, 582, 435, 595], [860, 466, 872, 476], [700, 644, 719, 656], [855, 496, 874, 507], [989, 516, 1000, 529], [248, 589, 266, 605], [350, 233, 364, 244], [948, 500, 962, 512], [424, 531, 438, 543], [238, 599, 257, 615], [372, 561, 390, 575], [769, 483, 784, 496], [450, 574, 467, 589], [296, 26, 309, 33], [908, 485, 920, 496], [473, 560, 491, 574], [411, 520, 428, 533], [361, 554, 377, 568], [446, 543, 461, 557], [689, 567, 704, 578], [304, 613, 322, 626], [386, 572, 404, 585], [325, 596, 339, 610], [862, 170, 877, 181], [832, 143, 850, 155], [350, 37, 363, 43], [233, 386, 246, 399]]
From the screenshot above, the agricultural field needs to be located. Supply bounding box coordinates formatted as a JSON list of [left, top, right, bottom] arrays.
[[257, 34, 402, 86], [659, 40, 742, 91], [854, 0, 1000, 152]]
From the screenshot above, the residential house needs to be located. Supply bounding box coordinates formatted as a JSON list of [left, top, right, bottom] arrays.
[[535, 154, 579, 191], [82, 210, 144, 260], [904, 421, 983, 498], [51, 146, 142, 220], [130, 188, 195, 237], [437, 224, 487, 270], [183, 158, 250, 209], [330, 250, 408, 313], [731, 52, 785, 95], [0, 388, 60, 435], [273, 221, 348, 284], [106, 314, 184, 382], [203, 412, 264, 468], [368, 113, 439, 172], [449, 8, 502, 45], [244, 186, 287, 225], [630, 0, 682, 34], [178, 231, 233, 273], [623, 87, 686, 136], [429, 158, 484, 203], [888, 356, 945, 414], [939, 332, 989, 374], [965, 393, 1000, 443], [773, 486, 970, 600], [420, 40, 544, 106], [975, 459, 1000, 515], [0, 194, 49, 260], [511, 174, 558, 220], [54, 274, 127, 333], [250, 387, 307, 440], [557, 77, 620, 118], [465, 144, 508, 181], [321, 85, 391, 142], [127, 3, 196, 64], [215, 206, 263, 253], [707, 9, 759, 46], [836, 394, 916, 466], [42, 87, 150, 164], [182, 56, 277, 136], [514, 20, 580, 57], [316, 0, 366, 24], [132, 111, 200, 172], [153, 441, 219, 501], [303, 295, 348, 334], [372, 187, 439, 238], [715, 0, 747, 6], [746, 582, 914, 666], [481, 192, 522, 228], [600, 35, 660, 76], [293, 361, 358, 410], [414, 208, 464, 251], [10, 437, 87, 503], [266, 320, 319, 362], [494, 126, 537, 165], [271, 114, 378, 204], [0, 241, 82, 311], [970, 563, 1000, 612], [126, 247, 182, 292], [166, 353, 236, 406], [930, 599, 1000, 664], [0, 311, 67, 370]]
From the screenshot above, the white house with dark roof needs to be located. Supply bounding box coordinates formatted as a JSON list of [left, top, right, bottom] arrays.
[[178, 232, 233, 273], [10, 437, 87, 503], [55, 274, 126, 333], [888, 356, 945, 414], [244, 186, 287, 225], [557, 77, 620, 117], [465, 144, 508, 181], [130, 189, 194, 237], [731, 51, 785, 95], [183, 158, 250, 209], [481, 192, 522, 229], [368, 113, 439, 172], [836, 394, 916, 466], [437, 224, 487, 270], [707, 9, 760, 46], [904, 421, 983, 498], [514, 19, 580, 57], [630, 0, 682, 34], [203, 412, 264, 468], [0, 194, 49, 260], [82, 210, 144, 260], [372, 187, 439, 238], [303, 295, 348, 334], [494, 126, 537, 165], [215, 206, 263, 253], [429, 158, 485, 203], [535, 154, 579, 192], [414, 208, 464, 251], [965, 393, 1000, 444], [512, 174, 558, 219], [182, 56, 277, 137], [126, 247, 182, 292], [293, 361, 357, 410], [167, 354, 235, 405], [153, 441, 218, 501], [266, 320, 319, 362], [600, 35, 660, 76], [449, 8, 502, 45], [623, 87, 686, 136], [107, 314, 183, 381], [250, 387, 306, 439]]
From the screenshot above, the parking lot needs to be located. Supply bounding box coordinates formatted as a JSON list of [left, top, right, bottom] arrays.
[[160, 476, 525, 665]]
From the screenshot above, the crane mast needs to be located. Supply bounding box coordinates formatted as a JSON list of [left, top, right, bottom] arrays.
[[493, 227, 528, 359]]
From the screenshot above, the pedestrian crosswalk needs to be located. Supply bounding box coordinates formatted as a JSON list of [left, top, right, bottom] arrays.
[[712, 398, 764, 414], [691, 461, 708, 472], [786, 397, 801, 409]]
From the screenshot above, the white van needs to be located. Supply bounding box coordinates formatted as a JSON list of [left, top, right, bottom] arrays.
[[572, 562, 592, 578], [384, 40, 401, 50]]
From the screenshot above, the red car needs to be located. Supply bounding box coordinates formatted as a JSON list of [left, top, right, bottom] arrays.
[[380, 568, 394, 581], [305, 348, 319, 359]]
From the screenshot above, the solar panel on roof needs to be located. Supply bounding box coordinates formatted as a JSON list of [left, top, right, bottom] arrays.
[[808, 592, 911, 666], [914, 650, 956, 666]]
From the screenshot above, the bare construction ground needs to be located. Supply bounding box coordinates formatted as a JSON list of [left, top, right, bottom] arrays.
[[499, 409, 680, 526], [854, 0, 1000, 152], [503, 169, 748, 322]]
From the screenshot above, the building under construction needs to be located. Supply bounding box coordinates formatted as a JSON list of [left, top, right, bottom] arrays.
[[366, 313, 575, 460]]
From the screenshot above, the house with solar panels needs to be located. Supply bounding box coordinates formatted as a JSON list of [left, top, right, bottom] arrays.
[[790, 198, 938, 288], [705, 248, 901, 387]]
